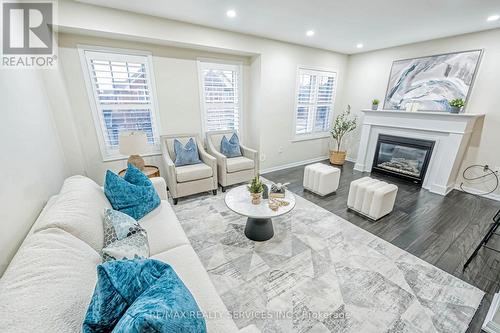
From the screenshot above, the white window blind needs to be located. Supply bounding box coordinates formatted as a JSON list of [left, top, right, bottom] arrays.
[[81, 49, 160, 160], [198, 61, 241, 133], [295, 68, 337, 136]]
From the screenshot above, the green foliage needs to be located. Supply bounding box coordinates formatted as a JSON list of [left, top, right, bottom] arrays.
[[248, 176, 264, 194], [449, 98, 465, 108], [330, 105, 357, 152], [372, 99, 380, 105]]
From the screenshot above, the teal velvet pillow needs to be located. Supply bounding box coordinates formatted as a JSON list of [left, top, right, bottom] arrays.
[[83, 258, 206, 333], [220, 133, 242, 158], [173, 138, 202, 167], [104, 164, 160, 220]]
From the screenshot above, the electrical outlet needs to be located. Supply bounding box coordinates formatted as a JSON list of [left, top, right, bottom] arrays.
[[495, 166, 500, 175], [278, 146, 284, 154]]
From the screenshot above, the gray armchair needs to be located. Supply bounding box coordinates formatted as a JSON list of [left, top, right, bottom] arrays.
[[206, 130, 259, 192], [160, 134, 217, 204]]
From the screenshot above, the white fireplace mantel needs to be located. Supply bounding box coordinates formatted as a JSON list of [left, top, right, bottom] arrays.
[[354, 109, 484, 196]]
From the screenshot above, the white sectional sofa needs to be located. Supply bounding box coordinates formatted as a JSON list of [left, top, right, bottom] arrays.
[[0, 175, 256, 333]]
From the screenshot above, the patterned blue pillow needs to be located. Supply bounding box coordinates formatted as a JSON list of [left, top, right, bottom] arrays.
[[102, 209, 149, 262], [173, 138, 202, 167], [220, 133, 242, 158], [104, 165, 160, 220], [83, 258, 206, 333]]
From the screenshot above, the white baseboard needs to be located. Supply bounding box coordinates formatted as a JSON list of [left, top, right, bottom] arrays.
[[260, 155, 357, 174], [261, 156, 328, 174], [456, 185, 500, 202]]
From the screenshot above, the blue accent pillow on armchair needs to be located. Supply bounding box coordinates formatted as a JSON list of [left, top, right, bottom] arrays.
[[104, 164, 160, 220], [83, 258, 206, 333], [173, 138, 202, 167], [221, 133, 242, 158]]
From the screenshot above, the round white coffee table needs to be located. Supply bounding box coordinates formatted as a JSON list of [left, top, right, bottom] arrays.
[[224, 185, 296, 241]]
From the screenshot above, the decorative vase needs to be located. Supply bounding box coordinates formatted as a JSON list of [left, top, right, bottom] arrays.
[[330, 150, 347, 165], [371, 104, 379, 110], [251, 192, 262, 205], [449, 106, 461, 114]]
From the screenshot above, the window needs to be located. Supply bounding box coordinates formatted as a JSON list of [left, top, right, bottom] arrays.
[[294, 67, 337, 138], [80, 48, 161, 160], [198, 60, 242, 133]]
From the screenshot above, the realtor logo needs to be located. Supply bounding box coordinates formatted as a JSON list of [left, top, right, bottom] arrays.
[[1, 0, 57, 68]]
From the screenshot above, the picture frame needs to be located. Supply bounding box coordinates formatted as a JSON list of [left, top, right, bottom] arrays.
[[383, 49, 483, 112]]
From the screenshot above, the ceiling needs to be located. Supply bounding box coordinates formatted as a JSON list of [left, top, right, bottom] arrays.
[[77, 0, 500, 54]]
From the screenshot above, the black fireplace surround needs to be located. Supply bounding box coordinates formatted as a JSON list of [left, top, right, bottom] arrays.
[[371, 134, 435, 184]]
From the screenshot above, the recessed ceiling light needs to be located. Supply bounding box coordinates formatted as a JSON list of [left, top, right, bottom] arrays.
[[487, 14, 499, 22], [306, 30, 315, 37], [356, 43, 364, 49], [226, 9, 236, 18]]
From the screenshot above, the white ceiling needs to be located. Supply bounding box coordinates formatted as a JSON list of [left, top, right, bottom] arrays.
[[77, 0, 500, 54]]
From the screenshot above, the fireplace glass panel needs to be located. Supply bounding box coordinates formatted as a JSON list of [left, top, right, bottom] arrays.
[[376, 143, 428, 178]]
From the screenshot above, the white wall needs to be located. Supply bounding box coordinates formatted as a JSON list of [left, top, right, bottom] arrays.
[[342, 28, 500, 196], [0, 70, 69, 275], [58, 33, 252, 183], [55, 0, 348, 181]]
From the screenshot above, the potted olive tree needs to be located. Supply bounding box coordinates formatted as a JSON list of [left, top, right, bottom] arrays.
[[449, 98, 465, 113], [330, 105, 357, 165], [248, 176, 264, 204], [371, 99, 380, 110]]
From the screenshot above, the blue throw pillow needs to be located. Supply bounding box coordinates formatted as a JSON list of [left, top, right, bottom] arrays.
[[83, 258, 206, 333], [220, 133, 242, 158], [173, 138, 202, 167], [123, 163, 153, 187], [104, 164, 160, 220]]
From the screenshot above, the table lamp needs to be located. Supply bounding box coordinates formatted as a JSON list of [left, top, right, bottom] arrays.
[[119, 131, 148, 170]]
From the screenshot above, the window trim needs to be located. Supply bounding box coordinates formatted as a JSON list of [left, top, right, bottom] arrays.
[[196, 58, 243, 137], [78, 45, 162, 162], [292, 65, 338, 142]]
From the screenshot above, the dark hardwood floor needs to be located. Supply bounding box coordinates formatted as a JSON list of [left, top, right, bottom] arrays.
[[264, 160, 500, 333]]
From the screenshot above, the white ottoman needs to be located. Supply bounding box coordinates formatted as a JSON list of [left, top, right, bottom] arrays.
[[303, 163, 341, 196], [347, 177, 398, 220]]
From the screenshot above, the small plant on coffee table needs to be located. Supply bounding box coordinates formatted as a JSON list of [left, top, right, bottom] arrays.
[[248, 176, 264, 204]]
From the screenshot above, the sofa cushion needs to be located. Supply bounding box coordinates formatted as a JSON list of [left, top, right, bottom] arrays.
[[102, 209, 149, 262], [220, 133, 242, 158], [174, 138, 202, 167], [0, 228, 100, 333], [139, 201, 190, 255], [226, 156, 255, 173], [104, 170, 161, 221], [123, 163, 153, 186], [83, 258, 206, 333], [152, 245, 239, 333], [32, 175, 110, 251], [176, 163, 213, 183]]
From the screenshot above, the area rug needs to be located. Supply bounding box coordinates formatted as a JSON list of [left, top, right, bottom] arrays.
[[173, 188, 484, 332]]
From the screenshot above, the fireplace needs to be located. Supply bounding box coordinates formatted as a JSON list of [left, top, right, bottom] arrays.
[[371, 134, 435, 184]]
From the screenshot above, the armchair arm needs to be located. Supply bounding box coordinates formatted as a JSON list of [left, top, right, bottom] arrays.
[[161, 151, 177, 198], [150, 177, 167, 200], [198, 145, 218, 187], [240, 144, 259, 175], [206, 137, 227, 173], [199, 146, 217, 170]]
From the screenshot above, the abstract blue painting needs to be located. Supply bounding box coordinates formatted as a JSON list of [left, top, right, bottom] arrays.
[[383, 50, 482, 112]]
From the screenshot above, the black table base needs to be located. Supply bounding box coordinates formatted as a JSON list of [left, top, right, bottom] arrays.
[[244, 217, 274, 241]]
